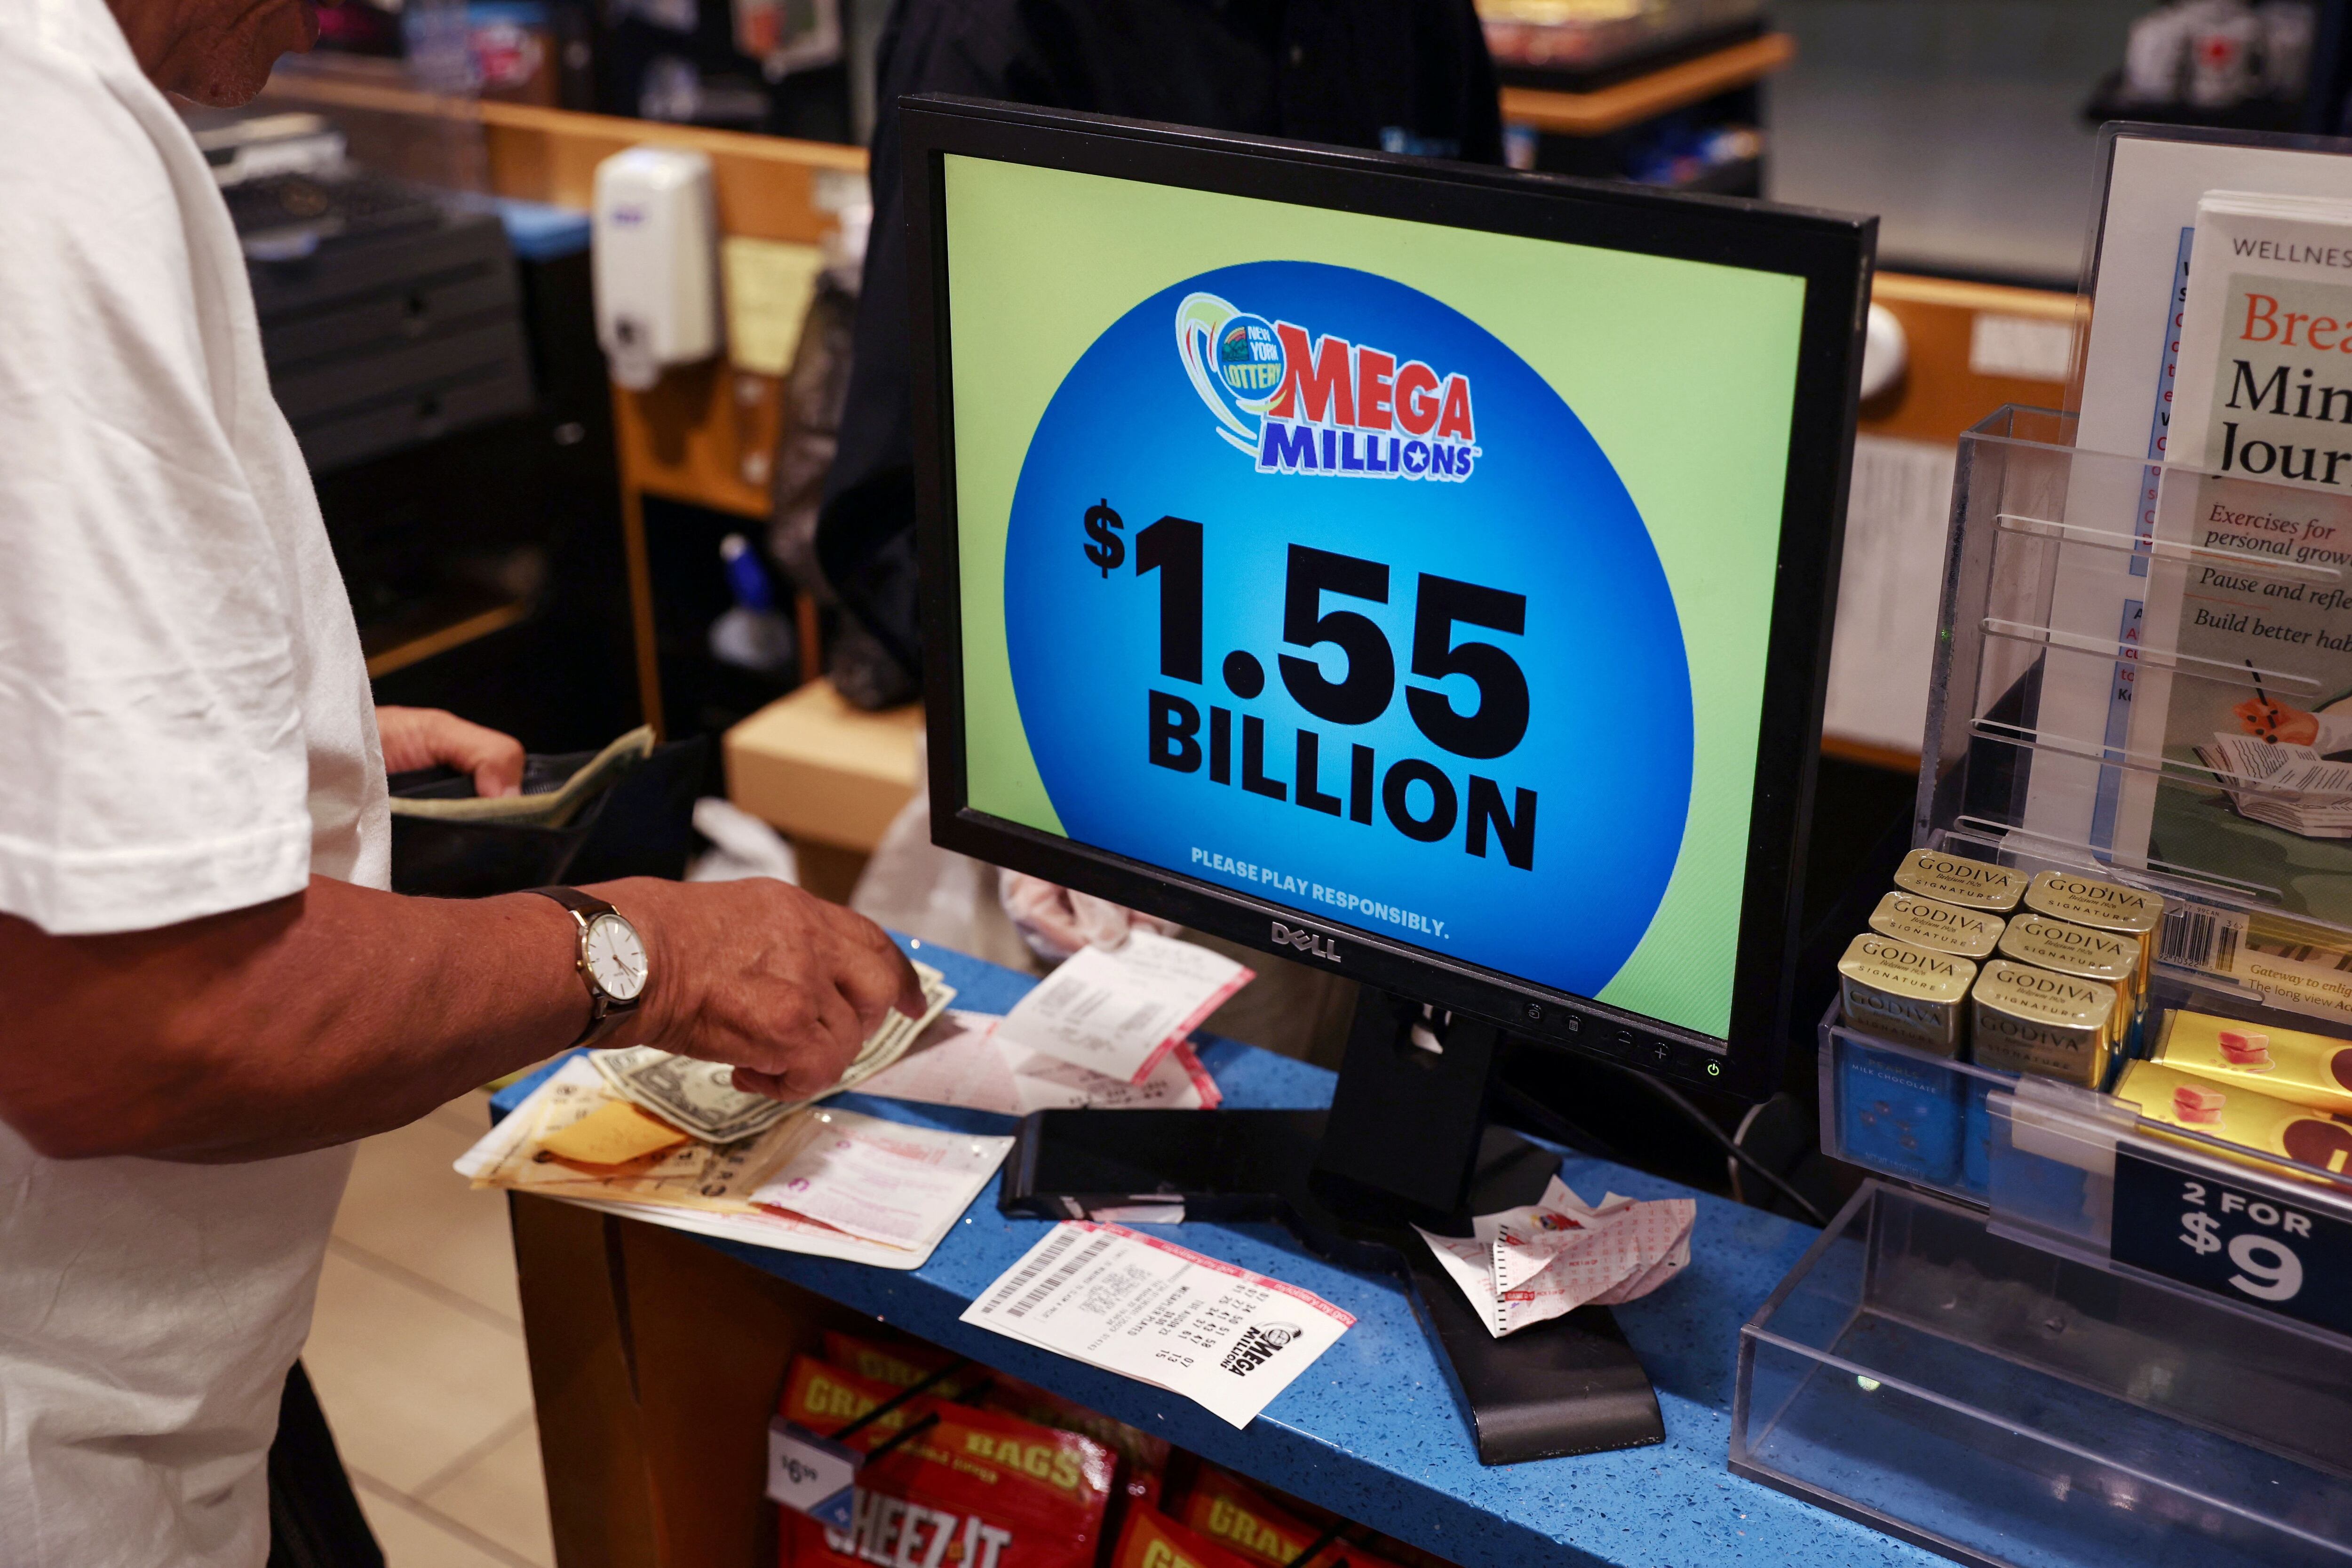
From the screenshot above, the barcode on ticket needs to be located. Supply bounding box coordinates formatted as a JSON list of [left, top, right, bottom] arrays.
[[1007, 1235, 1115, 1319], [974, 1227, 1081, 1315]]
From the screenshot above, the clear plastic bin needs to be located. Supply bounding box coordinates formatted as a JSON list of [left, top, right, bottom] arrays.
[[1732, 1181, 2352, 1568], [1922, 407, 2352, 1022], [1819, 1002, 2018, 1204]]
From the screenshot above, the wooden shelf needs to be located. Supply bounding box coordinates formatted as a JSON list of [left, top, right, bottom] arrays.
[[261, 71, 861, 247], [1861, 271, 2077, 447], [1499, 33, 1795, 137], [362, 596, 532, 679]]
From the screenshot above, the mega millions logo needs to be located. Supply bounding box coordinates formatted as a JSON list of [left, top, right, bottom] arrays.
[[1176, 293, 1481, 482]]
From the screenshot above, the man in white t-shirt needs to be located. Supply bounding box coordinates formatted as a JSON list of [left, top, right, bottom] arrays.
[[0, 0, 925, 1563]]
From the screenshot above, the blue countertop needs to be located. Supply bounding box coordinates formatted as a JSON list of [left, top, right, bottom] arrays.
[[498, 936, 1936, 1568]]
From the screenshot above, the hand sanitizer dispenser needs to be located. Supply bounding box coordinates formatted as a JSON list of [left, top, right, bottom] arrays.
[[593, 147, 722, 390]]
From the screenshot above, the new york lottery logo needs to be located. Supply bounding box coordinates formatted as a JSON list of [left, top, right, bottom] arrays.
[[1175, 293, 1481, 482]]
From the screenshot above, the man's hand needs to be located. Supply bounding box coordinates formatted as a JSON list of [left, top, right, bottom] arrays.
[[378, 707, 526, 797], [599, 876, 927, 1101]]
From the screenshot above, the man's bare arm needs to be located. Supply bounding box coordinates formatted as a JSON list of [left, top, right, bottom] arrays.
[[0, 874, 923, 1163]]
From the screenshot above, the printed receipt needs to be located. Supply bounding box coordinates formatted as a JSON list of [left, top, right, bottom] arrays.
[[747, 1108, 1013, 1252], [993, 932, 1253, 1083], [961, 1223, 1352, 1429]]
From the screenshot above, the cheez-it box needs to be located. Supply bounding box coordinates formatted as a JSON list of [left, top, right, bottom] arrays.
[[777, 1355, 1114, 1568]]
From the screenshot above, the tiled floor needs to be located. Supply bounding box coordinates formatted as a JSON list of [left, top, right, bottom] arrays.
[[303, 1092, 556, 1568]]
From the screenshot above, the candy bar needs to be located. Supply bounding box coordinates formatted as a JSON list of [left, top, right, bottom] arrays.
[[2115, 1061, 2352, 1177], [2150, 1009, 2352, 1116]]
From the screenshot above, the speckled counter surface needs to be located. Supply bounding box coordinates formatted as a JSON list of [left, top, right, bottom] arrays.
[[499, 937, 1939, 1568]]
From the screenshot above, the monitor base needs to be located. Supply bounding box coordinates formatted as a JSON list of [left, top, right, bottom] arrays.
[[997, 1107, 1665, 1464]]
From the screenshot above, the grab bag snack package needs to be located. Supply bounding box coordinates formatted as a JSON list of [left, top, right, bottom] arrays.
[[819, 1328, 1168, 1512], [1175, 1468, 1416, 1568], [980, 1374, 1170, 1513], [820, 1329, 990, 1402], [778, 1355, 1114, 1568], [1110, 1508, 1259, 1568], [1177, 1469, 1330, 1568]]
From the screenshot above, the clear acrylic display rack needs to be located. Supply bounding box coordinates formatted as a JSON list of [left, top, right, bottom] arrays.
[[1731, 407, 2352, 1566]]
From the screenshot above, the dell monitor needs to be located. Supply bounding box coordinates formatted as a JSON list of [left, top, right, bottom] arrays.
[[906, 97, 1871, 1460]]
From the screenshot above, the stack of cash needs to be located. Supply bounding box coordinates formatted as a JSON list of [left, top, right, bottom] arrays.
[[588, 960, 953, 1140], [456, 961, 953, 1214]]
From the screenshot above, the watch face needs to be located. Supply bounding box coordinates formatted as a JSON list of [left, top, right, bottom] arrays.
[[583, 913, 649, 1002]]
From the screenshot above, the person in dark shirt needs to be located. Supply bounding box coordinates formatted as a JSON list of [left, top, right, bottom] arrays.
[[817, 0, 1502, 706]]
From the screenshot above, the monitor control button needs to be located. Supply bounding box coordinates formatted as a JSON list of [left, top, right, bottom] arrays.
[[1645, 1040, 1673, 1068], [1670, 1042, 1724, 1078]]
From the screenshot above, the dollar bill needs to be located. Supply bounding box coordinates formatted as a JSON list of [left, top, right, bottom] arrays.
[[589, 962, 953, 1140], [458, 1056, 826, 1212]]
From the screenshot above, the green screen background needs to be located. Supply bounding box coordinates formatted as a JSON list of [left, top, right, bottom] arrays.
[[947, 156, 1806, 1039]]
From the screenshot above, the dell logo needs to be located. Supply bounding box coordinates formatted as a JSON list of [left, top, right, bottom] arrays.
[[1270, 921, 1341, 963]]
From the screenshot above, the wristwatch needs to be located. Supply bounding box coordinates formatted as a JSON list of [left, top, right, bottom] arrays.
[[531, 887, 650, 1048]]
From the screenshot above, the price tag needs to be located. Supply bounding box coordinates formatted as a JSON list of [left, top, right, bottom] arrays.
[[2109, 1147, 2352, 1338], [765, 1418, 858, 1529]]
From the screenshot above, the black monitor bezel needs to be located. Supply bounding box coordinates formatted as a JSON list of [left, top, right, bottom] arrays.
[[905, 95, 1873, 1103]]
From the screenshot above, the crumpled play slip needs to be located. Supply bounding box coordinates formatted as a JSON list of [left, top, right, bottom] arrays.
[[1414, 1175, 1696, 1338]]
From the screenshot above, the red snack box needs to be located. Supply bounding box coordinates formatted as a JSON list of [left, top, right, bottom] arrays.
[[778, 1356, 1114, 1568]]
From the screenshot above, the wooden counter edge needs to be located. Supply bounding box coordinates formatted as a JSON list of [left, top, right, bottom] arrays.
[[1499, 33, 1796, 137]]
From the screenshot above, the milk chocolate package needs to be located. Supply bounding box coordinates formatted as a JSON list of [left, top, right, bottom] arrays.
[[1837, 932, 1975, 1056], [2114, 1060, 2352, 1176], [1867, 891, 2005, 961], [2021, 869, 2162, 983], [2151, 1009, 2352, 1118], [1996, 913, 2139, 1025], [1892, 848, 2027, 913], [1970, 956, 2118, 1087]]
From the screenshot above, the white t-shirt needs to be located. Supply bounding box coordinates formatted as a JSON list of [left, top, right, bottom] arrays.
[[0, 0, 391, 1563]]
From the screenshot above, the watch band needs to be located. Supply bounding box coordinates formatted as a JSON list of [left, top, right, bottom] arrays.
[[530, 886, 641, 1049], [531, 885, 619, 921]]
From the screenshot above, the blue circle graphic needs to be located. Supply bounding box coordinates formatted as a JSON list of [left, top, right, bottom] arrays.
[[1002, 261, 1694, 998]]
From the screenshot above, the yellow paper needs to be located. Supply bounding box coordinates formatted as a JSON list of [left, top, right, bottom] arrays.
[[722, 238, 825, 375], [536, 1099, 692, 1167]]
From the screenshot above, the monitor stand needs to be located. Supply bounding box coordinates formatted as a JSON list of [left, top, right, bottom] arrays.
[[996, 990, 1664, 1465]]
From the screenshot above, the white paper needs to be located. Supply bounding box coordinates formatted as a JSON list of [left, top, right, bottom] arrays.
[[1001, 1043, 1223, 1112], [457, 1064, 1007, 1269], [1415, 1177, 1694, 1338], [552, 1192, 940, 1268], [961, 1222, 1352, 1429], [848, 1011, 1026, 1112], [1822, 434, 1959, 757], [749, 1106, 1013, 1251], [992, 933, 1252, 1083], [2031, 134, 2352, 865], [856, 1010, 1224, 1114]]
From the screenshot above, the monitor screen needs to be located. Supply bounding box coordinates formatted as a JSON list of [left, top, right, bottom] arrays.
[[909, 101, 1869, 1095]]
